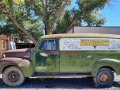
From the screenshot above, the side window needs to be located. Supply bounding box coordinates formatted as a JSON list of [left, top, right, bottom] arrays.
[[40, 40, 58, 50]]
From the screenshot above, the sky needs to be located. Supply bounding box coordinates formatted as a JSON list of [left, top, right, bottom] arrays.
[[101, 0, 120, 26], [68, 0, 120, 27]]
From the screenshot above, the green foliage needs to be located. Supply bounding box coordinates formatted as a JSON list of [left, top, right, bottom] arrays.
[[53, 11, 71, 33], [0, 24, 12, 35], [54, 0, 109, 33], [22, 20, 44, 40], [30, 0, 70, 34], [0, 0, 110, 42], [0, 0, 44, 42], [0, 21, 18, 37]]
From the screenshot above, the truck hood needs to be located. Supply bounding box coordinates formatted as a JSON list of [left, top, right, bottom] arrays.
[[3, 48, 31, 59]]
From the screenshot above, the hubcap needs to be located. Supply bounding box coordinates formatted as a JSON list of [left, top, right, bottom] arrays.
[[8, 71, 19, 83], [99, 73, 109, 83]]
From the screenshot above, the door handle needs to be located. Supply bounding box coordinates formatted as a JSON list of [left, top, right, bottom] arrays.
[[86, 55, 93, 59]]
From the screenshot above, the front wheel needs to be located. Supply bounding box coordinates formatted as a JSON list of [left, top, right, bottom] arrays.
[[94, 68, 114, 88], [2, 66, 25, 87]]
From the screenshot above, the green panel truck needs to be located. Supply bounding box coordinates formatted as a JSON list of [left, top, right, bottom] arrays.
[[1, 33, 120, 87]]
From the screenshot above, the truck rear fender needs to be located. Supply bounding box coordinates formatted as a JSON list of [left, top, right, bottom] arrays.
[[92, 58, 120, 76]]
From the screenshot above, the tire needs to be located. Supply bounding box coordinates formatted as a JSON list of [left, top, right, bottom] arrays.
[[94, 68, 114, 88], [2, 66, 25, 87]]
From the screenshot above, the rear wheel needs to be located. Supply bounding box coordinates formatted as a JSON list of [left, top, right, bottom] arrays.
[[2, 66, 25, 87], [94, 68, 114, 87]]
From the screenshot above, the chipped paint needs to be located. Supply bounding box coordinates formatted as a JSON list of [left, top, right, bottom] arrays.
[[60, 38, 120, 51], [3, 48, 31, 58], [18, 59, 30, 68], [1, 33, 120, 79]]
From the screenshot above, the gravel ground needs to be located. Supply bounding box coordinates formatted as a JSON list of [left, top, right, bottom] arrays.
[[0, 74, 120, 90]]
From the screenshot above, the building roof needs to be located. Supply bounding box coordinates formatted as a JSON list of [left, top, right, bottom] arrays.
[[68, 27, 120, 35]]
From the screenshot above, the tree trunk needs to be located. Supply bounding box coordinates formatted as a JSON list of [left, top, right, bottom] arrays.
[[5, 13, 37, 44], [44, 23, 52, 35], [46, 28, 52, 35]]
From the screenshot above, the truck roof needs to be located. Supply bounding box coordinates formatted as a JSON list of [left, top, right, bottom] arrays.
[[40, 33, 120, 39]]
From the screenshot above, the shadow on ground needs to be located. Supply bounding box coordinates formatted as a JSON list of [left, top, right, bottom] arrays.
[[0, 77, 120, 89]]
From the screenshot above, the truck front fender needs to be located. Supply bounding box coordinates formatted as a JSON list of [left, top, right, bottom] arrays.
[[18, 59, 34, 77], [0, 57, 22, 74], [92, 58, 120, 76], [0, 57, 34, 77]]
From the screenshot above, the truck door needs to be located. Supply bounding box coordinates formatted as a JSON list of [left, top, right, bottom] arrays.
[[35, 39, 60, 73]]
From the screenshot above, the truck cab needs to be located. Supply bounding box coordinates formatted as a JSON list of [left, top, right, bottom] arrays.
[[1, 33, 120, 87]]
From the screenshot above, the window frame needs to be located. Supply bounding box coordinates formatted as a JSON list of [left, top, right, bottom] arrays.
[[39, 39, 58, 51]]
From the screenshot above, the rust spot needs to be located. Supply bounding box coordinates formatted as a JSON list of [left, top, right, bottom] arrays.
[[3, 48, 31, 58], [0, 57, 23, 63]]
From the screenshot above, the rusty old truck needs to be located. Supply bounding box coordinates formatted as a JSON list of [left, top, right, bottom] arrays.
[[1, 33, 120, 87]]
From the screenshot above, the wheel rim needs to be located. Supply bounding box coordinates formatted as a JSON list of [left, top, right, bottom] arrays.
[[99, 73, 109, 83], [8, 71, 20, 83]]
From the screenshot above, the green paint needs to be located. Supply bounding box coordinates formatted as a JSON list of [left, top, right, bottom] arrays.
[[60, 51, 120, 74], [1, 34, 120, 78], [20, 63, 34, 77], [34, 51, 59, 73], [28, 34, 120, 76]]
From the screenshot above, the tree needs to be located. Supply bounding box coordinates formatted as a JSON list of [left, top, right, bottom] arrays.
[[0, 0, 70, 43], [54, 0, 109, 33], [0, 0, 42, 44], [0, 0, 110, 44], [26, 0, 70, 34], [0, 22, 14, 35]]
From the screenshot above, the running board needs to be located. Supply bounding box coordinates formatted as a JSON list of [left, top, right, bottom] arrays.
[[30, 73, 92, 78]]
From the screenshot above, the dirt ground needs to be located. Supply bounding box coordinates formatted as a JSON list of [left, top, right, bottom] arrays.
[[0, 74, 120, 90]]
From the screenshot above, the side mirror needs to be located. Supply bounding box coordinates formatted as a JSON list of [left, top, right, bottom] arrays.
[[40, 53, 48, 58]]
